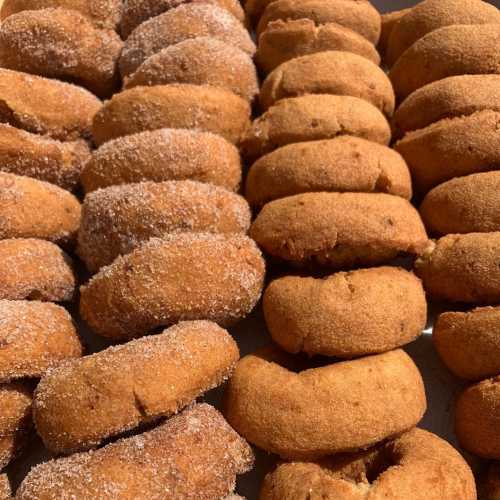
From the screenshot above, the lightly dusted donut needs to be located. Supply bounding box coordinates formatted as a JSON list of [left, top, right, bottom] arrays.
[[80, 233, 265, 339], [225, 347, 426, 459], [17, 404, 253, 499], [34, 321, 239, 454], [77, 180, 251, 272], [260, 428, 476, 500], [82, 128, 242, 193]]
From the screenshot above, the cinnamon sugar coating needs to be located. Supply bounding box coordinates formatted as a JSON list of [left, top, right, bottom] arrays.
[[0, 474, 9, 499], [378, 8, 412, 61]]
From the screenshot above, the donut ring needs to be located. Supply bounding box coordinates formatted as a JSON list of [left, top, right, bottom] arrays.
[[18, 404, 253, 499], [92, 84, 251, 146], [77, 180, 251, 272], [260, 51, 394, 115], [250, 192, 428, 269], [119, 4, 255, 78], [80, 233, 265, 339], [0, 475, 10, 499], [81, 128, 242, 193], [0, 239, 75, 302], [225, 347, 426, 459], [0, 300, 82, 382], [263, 266, 426, 358], [0, 9, 123, 98], [260, 428, 476, 500], [378, 8, 412, 62], [485, 463, 500, 500]]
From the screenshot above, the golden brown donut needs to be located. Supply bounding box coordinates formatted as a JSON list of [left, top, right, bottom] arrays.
[[434, 307, 500, 380], [82, 128, 242, 193], [17, 404, 253, 499], [395, 110, 500, 193], [250, 192, 428, 269], [119, 4, 255, 78], [389, 24, 500, 100], [241, 95, 391, 161], [263, 267, 426, 358], [0, 69, 101, 141], [256, 0, 381, 44], [0, 239, 75, 302], [34, 321, 239, 453], [77, 180, 251, 272], [125, 37, 259, 103], [260, 51, 394, 115], [0, 475, 10, 499], [246, 137, 411, 208], [0, 300, 82, 382], [225, 347, 426, 459], [378, 8, 412, 62], [486, 463, 500, 500], [80, 233, 265, 339], [0, 9, 123, 98], [420, 172, 500, 235], [260, 428, 476, 500], [0, 173, 81, 245], [415, 233, 500, 303], [92, 84, 251, 146]]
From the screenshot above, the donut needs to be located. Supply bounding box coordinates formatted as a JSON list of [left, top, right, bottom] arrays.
[[119, 4, 255, 78], [256, 19, 380, 75], [456, 377, 500, 459], [259, 51, 394, 115], [0, 69, 101, 141], [263, 266, 426, 358], [124, 38, 259, 103], [260, 428, 476, 500], [0, 475, 9, 499], [241, 95, 391, 161], [0, 0, 123, 30], [80, 233, 265, 339], [92, 84, 251, 146], [0, 382, 32, 470], [420, 172, 500, 235], [256, 0, 381, 44], [378, 8, 412, 61], [17, 404, 253, 499], [386, 0, 500, 67], [389, 24, 500, 100], [415, 233, 500, 303], [0, 9, 123, 98], [434, 307, 500, 380], [0, 173, 81, 245], [250, 192, 428, 269], [0, 239, 75, 302], [77, 180, 251, 272], [486, 463, 500, 500], [225, 347, 426, 459], [82, 128, 242, 193], [394, 110, 500, 193], [246, 137, 411, 208]]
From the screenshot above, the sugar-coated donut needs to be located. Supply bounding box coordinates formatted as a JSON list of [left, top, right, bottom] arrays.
[[225, 347, 426, 459], [92, 84, 251, 146], [125, 38, 259, 103], [0, 475, 9, 499], [17, 404, 253, 499], [0, 69, 101, 141], [250, 192, 428, 269], [378, 8, 412, 61], [34, 321, 239, 453], [80, 233, 265, 339], [395, 110, 500, 193], [119, 4, 255, 78], [0, 239, 75, 302], [415, 233, 500, 303], [260, 51, 394, 115], [390, 24, 500, 100], [0, 300, 82, 382], [241, 95, 391, 161], [77, 180, 251, 272], [0, 9, 123, 98], [434, 307, 500, 380], [264, 266, 426, 358], [260, 428, 476, 500], [0, 172, 81, 245], [82, 128, 242, 193], [256, 19, 380, 75], [486, 463, 500, 500]]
